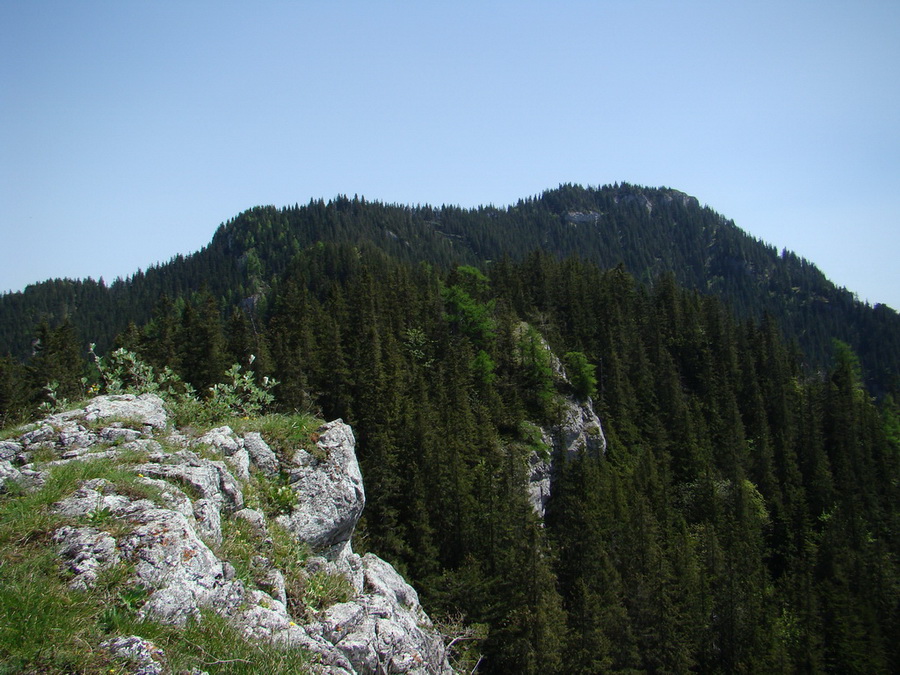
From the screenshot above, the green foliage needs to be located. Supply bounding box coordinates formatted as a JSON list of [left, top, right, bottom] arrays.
[[470, 349, 496, 386], [442, 283, 496, 345], [563, 350, 597, 401], [93, 344, 194, 400], [92, 347, 278, 429], [4, 191, 900, 673], [206, 359, 278, 420], [516, 324, 558, 419]]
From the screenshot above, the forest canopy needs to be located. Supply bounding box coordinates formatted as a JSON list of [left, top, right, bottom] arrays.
[[3, 242, 898, 673]]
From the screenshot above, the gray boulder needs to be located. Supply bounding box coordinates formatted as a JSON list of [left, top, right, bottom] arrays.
[[276, 420, 365, 551], [100, 635, 167, 675], [0, 459, 22, 492], [53, 525, 121, 590], [196, 425, 243, 456], [243, 431, 280, 476], [5, 399, 454, 675], [84, 393, 168, 429], [305, 553, 452, 675], [133, 450, 244, 513]]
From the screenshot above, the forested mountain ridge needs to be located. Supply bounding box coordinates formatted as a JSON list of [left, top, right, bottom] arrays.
[[2, 201, 899, 671], [2, 183, 899, 396]]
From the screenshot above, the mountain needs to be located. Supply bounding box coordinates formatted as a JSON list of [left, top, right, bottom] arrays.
[[2, 183, 898, 397], [2, 186, 899, 673]]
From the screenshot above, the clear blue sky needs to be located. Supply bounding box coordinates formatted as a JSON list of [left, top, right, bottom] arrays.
[[3, 1, 899, 308]]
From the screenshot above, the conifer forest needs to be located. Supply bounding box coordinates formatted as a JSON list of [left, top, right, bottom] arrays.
[[2, 184, 899, 673]]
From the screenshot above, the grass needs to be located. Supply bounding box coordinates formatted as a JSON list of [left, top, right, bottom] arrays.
[[0, 453, 321, 673], [218, 517, 352, 621], [119, 609, 313, 674], [0, 393, 336, 674], [231, 413, 321, 463]]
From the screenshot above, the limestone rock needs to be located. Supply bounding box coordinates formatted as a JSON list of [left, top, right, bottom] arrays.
[[193, 497, 223, 546], [134, 450, 244, 513], [197, 425, 243, 456], [362, 553, 421, 611], [101, 635, 167, 675], [117, 501, 236, 625], [84, 393, 168, 429], [552, 394, 606, 460], [53, 525, 121, 590], [243, 431, 280, 476], [0, 459, 22, 492], [514, 322, 608, 517], [3, 399, 454, 675], [0, 440, 21, 462], [304, 553, 453, 675], [101, 426, 142, 443], [226, 447, 251, 482], [276, 420, 365, 551]]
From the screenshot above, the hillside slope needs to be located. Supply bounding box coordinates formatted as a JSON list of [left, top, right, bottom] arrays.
[[2, 183, 898, 394]]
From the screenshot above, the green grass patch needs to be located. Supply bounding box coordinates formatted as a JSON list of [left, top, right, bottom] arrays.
[[232, 413, 321, 462], [117, 609, 314, 674], [0, 452, 318, 673]]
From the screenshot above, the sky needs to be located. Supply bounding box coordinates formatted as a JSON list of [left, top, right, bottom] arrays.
[[2, 1, 899, 308]]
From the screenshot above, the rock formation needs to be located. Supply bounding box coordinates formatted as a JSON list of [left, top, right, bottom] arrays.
[[0, 393, 454, 674], [514, 324, 607, 518]]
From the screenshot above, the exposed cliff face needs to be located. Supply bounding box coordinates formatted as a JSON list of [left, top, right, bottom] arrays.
[[0, 394, 453, 675], [517, 325, 607, 518], [529, 395, 606, 516]]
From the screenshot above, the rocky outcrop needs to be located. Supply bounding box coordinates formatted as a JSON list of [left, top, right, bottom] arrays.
[[515, 323, 607, 518], [1, 394, 454, 674], [529, 394, 606, 517], [276, 420, 366, 554]]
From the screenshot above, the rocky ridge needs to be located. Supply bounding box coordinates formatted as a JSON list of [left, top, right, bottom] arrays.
[[0, 393, 453, 674]]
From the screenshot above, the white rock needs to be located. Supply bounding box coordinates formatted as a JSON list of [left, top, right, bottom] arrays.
[[276, 420, 365, 551], [197, 426, 243, 456], [100, 635, 167, 675], [243, 431, 280, 476], [193, 498, 223, 546], [53, 525, 121, 590], [84, 393, 168, 429], [227, 447, 251, 482]]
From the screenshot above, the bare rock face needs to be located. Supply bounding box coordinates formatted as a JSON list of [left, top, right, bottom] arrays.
[[243, 431, 280, 476], [276, 420, 366, 552], [53, 524, 121, 591], [529, 395, 606, 517], [305, 553, 453, 675], [84, 393, 168, 429], [515, 322, 608, 518], [133, 450, 244, 513], [1, 396, 454, 674]]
